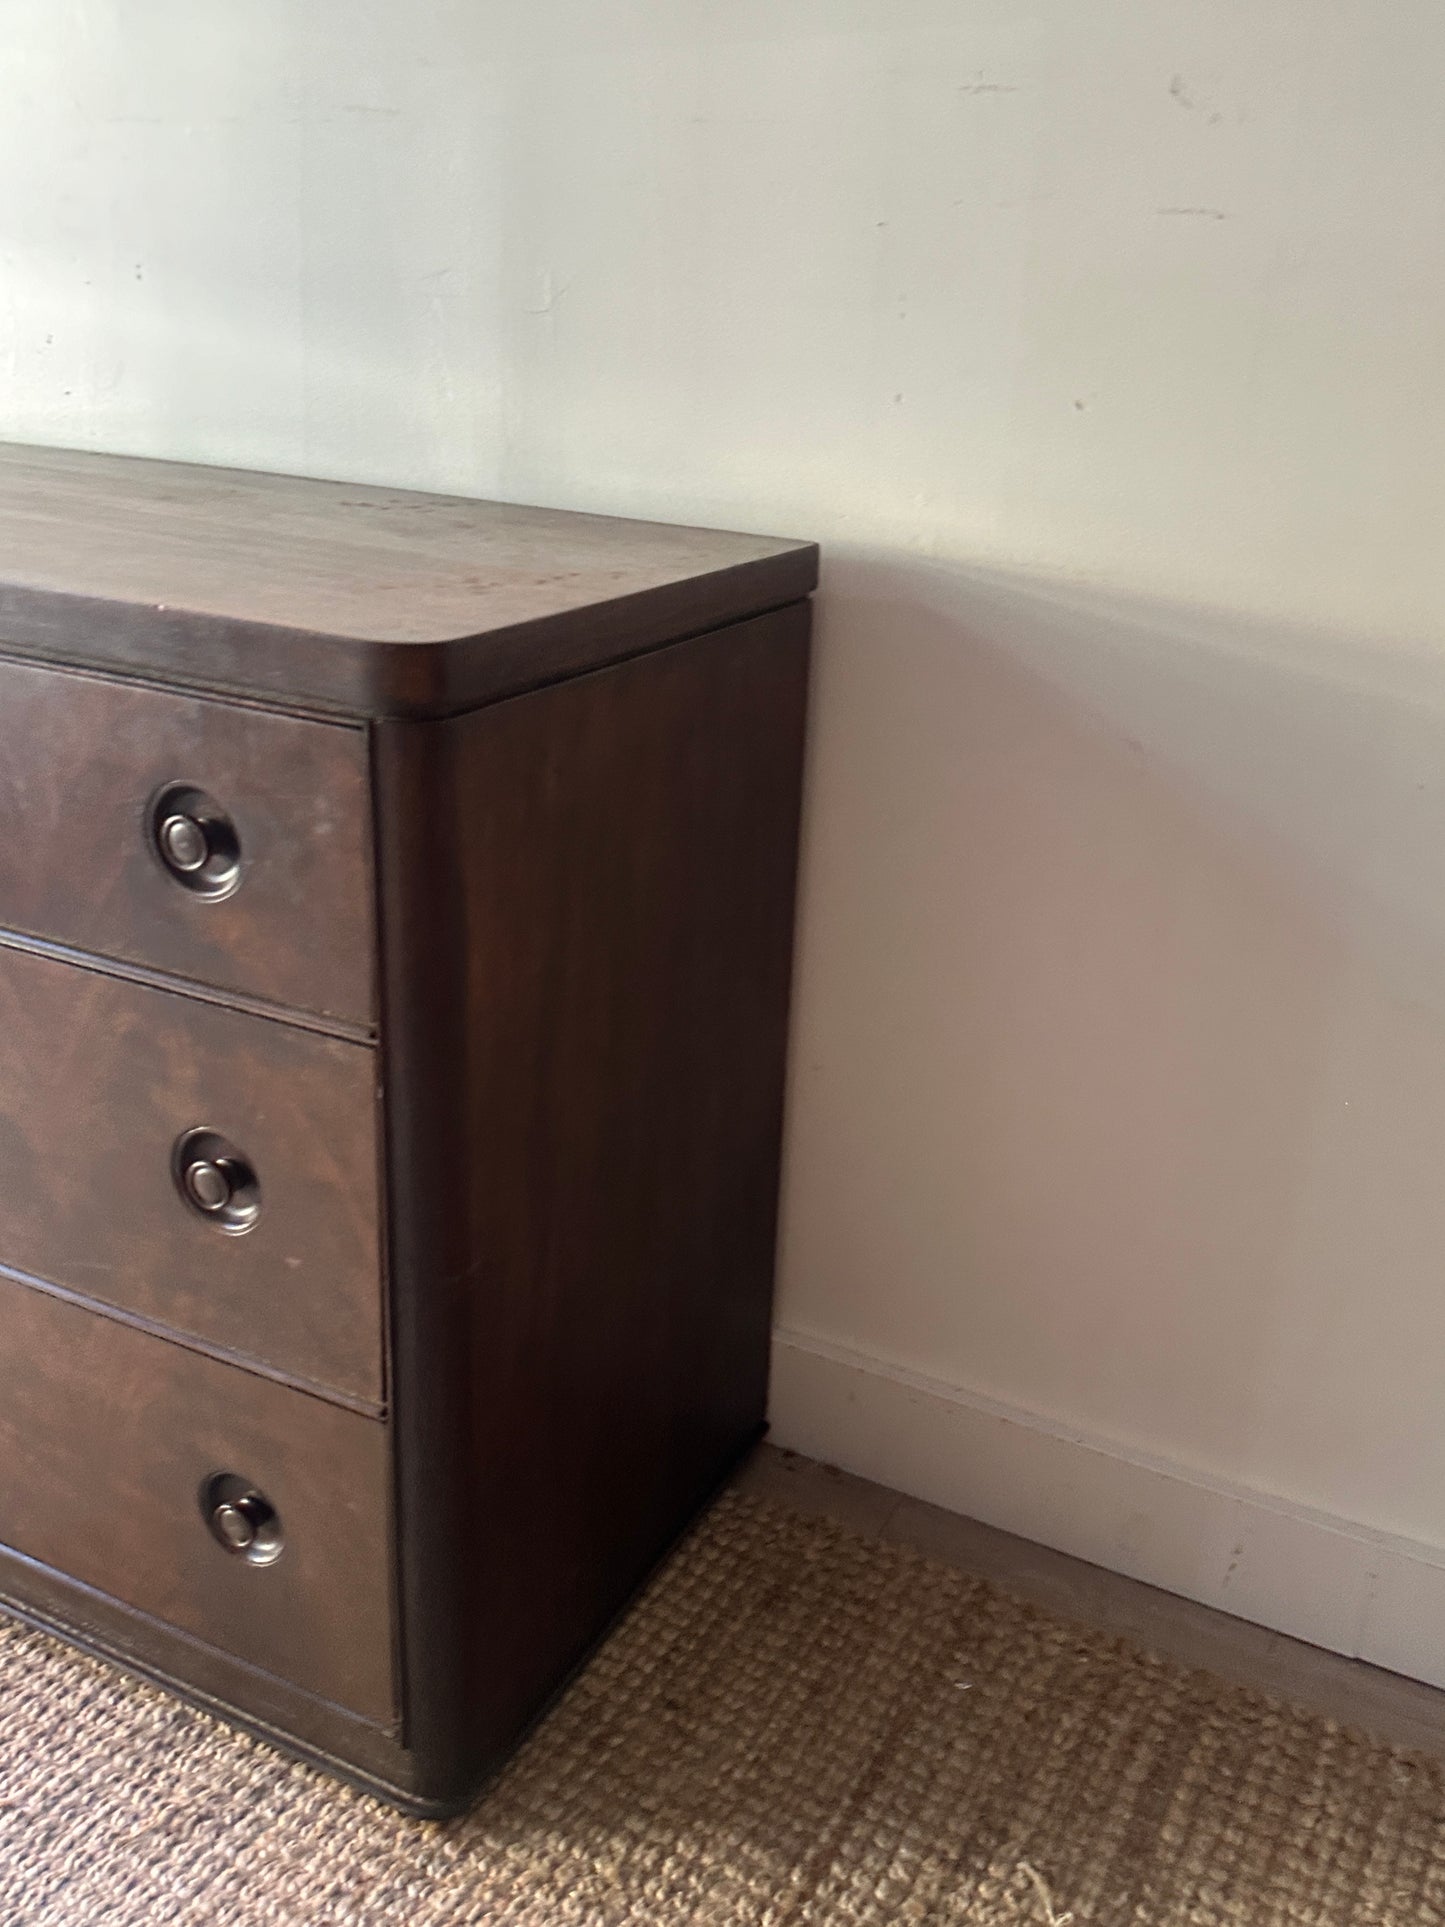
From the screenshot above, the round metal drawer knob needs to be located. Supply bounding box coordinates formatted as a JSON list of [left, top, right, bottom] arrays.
[[173, 1130, 261, 1235], [148, 784, 242, 899], [202, 1476, 284, 1566], [158, 811, 211, 874], [182, 1158, 232, 1214], [213, 1499, 261, 1551]]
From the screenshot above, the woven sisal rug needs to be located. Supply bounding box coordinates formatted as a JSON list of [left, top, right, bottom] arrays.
[[0, 1489, 1439, 1924]]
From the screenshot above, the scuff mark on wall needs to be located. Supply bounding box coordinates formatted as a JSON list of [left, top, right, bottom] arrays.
[[1168, 72, 1224, 123]]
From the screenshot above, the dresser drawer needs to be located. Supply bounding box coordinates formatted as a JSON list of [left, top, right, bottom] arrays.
[[0, 1275, 395, 1721], [0, 943, 383, 1404], [0, 658, 372, 1023]]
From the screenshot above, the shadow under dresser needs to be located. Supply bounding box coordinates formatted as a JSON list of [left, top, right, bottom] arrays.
[[0, 443, 816, 1813]]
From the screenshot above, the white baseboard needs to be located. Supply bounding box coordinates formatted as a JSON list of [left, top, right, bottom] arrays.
[[769, 1326, 1445, 1689]]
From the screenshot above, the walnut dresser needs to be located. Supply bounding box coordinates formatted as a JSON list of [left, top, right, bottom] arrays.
[[0, 443, 816, 1814]]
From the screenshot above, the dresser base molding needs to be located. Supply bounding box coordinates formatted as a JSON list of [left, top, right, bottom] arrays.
[[0, 1545, 428, 1810], [0, 1426, 763, 1817]]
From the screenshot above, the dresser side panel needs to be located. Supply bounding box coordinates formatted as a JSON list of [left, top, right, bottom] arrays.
[[375, 603, 811, 1802]]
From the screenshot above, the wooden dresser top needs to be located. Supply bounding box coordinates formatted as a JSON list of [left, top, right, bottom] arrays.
[[0, 443, 817, 719]]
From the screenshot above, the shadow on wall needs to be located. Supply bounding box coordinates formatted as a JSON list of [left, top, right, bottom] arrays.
[[779, 550, 1445, 1545]]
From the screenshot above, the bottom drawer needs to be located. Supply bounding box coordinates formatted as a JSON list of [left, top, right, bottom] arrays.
[[0, 1275, 395, 1722]]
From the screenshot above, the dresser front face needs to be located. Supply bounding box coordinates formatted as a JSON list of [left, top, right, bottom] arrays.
[[0, 656, 399, 1737]]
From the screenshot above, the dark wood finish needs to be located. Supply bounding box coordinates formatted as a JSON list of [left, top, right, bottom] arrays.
[[376, 605, 811, 1804], [0, 1549, 425, 1801], [0, 444, 818, 718], [0, 942, 383, 1405], [0, 444, 813, 1813], [0, 656, 373, 1023], [0, 926, 374, 1045], [0, 1275, 394, 1720]]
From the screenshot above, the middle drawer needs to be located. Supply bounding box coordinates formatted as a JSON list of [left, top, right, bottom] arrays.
[[0, 942, 383, 1406]]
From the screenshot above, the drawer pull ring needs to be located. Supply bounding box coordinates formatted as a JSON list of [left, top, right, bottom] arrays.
[[173, 1129, 261, 1235], [202, 1475, 284, 1566], [149, 784, 243, 899]]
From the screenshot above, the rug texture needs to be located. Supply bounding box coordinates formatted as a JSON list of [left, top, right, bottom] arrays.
[[0, 1489, 1440, 1925]]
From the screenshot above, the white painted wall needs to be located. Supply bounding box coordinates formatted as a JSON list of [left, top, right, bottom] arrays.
[[5, 2, 1445, 1676]]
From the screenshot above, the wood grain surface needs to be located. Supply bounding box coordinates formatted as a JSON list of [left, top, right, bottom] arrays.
[[0, 1275, 395, 1720], [0, 444, 819, 717], [0, 943, 384, 1405], [0, 657, 373, 1022], [0, 438, 816, 1808], [376, 604, 811, 1802]]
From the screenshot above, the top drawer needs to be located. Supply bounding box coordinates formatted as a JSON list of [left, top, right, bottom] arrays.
[[0, 660, 373, 1023]]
